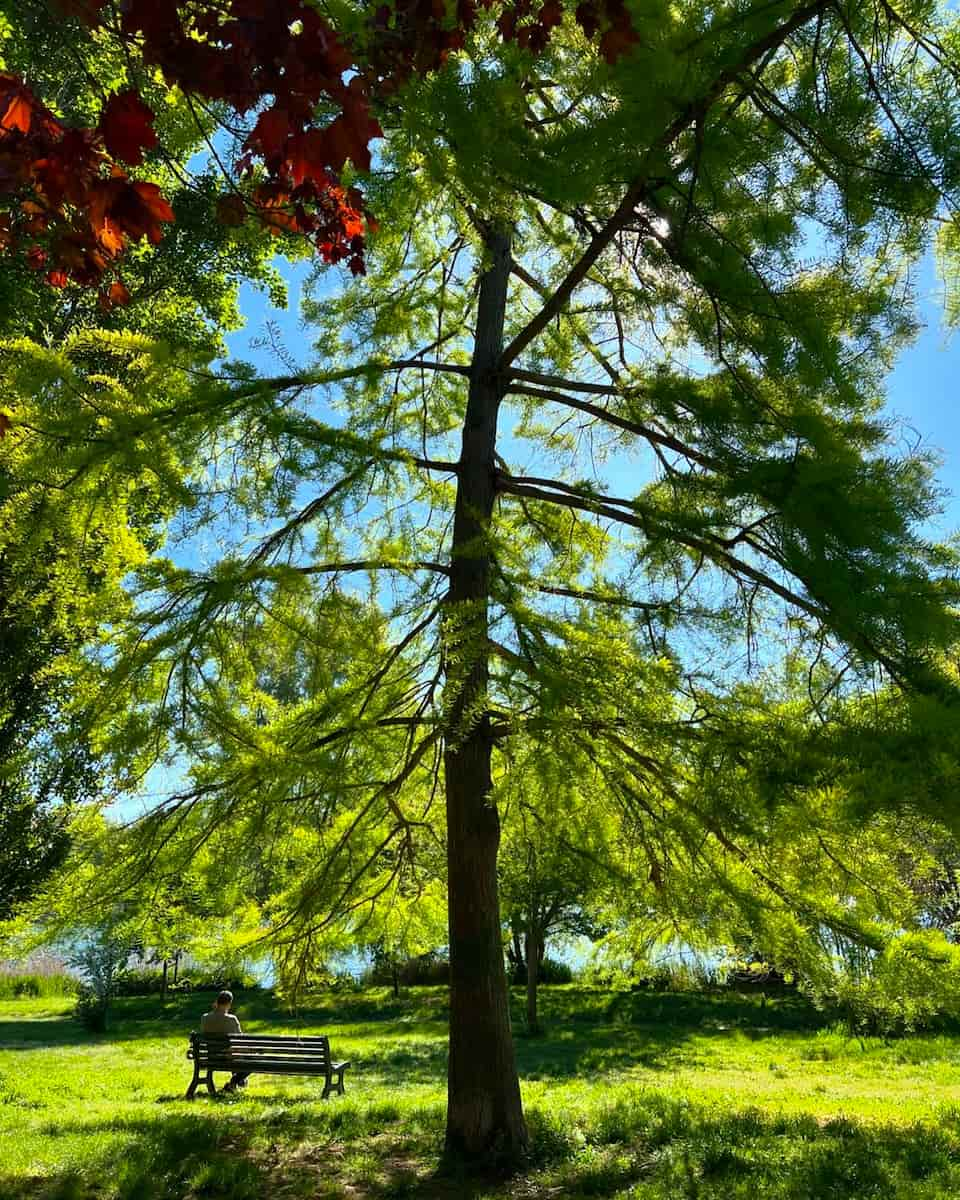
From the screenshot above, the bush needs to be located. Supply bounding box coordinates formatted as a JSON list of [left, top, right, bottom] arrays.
[[629, 961, 724, 992], [364, 951, 449, 988], [508, 955, 576, 986], [74, 985, 109, 1032], [181, 968, 260, 992], [114, 967, 167, 996]]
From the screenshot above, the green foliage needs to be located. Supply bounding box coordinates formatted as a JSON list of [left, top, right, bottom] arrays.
[[532, 956, 574, 985], [365, 949, 450, 987], [74, 985, 110, 1033], [67, 924, 133, 1032], [0, 8, 292, 925]]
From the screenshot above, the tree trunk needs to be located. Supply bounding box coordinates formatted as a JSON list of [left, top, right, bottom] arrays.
[[443, 225, 528, 1164], [525, 924, 541, 1035], [161, 958, 168, 1002], [173, 951, 180, 985], [509, 925, 525, 982], [392, 961, 400, 999]]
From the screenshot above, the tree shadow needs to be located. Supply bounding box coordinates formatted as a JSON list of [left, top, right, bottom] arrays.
[[5, 1092, 960, 1199]]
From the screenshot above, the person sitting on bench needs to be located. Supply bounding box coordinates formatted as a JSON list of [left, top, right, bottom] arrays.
[[201, 990, 249, 1093]]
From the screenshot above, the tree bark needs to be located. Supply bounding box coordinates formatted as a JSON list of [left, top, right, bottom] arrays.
[[443, 225, 528, 1164], [161, 958, 168, 1002]]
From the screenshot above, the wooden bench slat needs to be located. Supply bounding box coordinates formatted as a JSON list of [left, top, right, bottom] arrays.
[[196, 1048, 331, 1056], [197, 1062, 349, 1075], [198, 1035, 332, 1042]]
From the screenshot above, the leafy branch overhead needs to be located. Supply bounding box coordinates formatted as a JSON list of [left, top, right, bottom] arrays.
[[2, 0, 645, 297]]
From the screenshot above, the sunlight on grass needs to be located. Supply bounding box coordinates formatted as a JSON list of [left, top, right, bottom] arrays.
[[5, 987, 960, 1197]]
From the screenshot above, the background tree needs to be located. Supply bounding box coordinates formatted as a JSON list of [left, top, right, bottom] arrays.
[[498, 751, 616, 1034], [0, 10, 292, 914]]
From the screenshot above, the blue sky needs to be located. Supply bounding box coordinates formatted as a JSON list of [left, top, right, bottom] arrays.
[[227, 248, 960, 540], [886, 253, 960, 537]]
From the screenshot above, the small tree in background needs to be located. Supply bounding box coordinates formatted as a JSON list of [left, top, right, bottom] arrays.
[[67, 921, 132, 1032]]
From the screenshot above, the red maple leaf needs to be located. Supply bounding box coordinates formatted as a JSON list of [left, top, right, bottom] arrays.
[[0, 81, 35, 136], [98, 279, 131, 310], [99, 91, 158, 166], [575, 0, 599, 39], [106, 181, 175, 244], [248, 107, 293, 164], [54, 0, 110, 23], [539, 0, 563, 28], [599, 24, 639, 63]]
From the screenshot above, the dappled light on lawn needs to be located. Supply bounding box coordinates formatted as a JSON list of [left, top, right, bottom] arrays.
[[5, 987, 960, 1197]]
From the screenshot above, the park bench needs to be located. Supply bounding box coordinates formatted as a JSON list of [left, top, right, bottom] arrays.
[[185, 1033, 350, 1099]]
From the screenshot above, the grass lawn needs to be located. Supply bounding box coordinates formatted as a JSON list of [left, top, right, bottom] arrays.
[[5, 986, 960, 1198]]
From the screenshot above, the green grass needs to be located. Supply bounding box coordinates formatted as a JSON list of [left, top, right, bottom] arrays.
[[5, 986, 960, 1198]]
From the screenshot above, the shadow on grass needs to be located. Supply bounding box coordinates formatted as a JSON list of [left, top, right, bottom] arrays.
[[0, 984, 832, 1052], [0, 990, 446, 1051], [6, 1092, 960, 1199]]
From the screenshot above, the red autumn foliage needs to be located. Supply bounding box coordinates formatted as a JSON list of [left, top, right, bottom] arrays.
[[0, 72, 172, 296], [1, 0, 640, 294], [99, 91, 159, 166], [98, 279, 132, 311]]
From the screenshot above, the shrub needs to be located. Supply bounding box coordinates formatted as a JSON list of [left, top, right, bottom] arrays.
[[364, 951, 449, 988], [181, 968, 260, 992], [74, 985, 109, 1032], [508, 955, 576, 986], [0, 972, 78, 999], [114, 967, 167, 996]]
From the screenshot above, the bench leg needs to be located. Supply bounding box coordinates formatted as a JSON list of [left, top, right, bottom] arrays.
[[185, 1061, 201, 1100], [205, 1070, 217, 1096], [321, 1069, 346, 1099]]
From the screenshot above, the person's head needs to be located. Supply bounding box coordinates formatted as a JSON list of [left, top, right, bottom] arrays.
[[215, 990, 234, 1011]]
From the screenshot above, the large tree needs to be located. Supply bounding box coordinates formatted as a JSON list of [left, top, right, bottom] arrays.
[[7, 0, 960, 1167]]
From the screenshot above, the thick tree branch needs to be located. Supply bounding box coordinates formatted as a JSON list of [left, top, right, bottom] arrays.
[[508, 368, 617, 396], [296, 559, 450, 577], [528, 583, 689, 612], [495, 473, 828, 622], [508, 383, 717, 470]]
